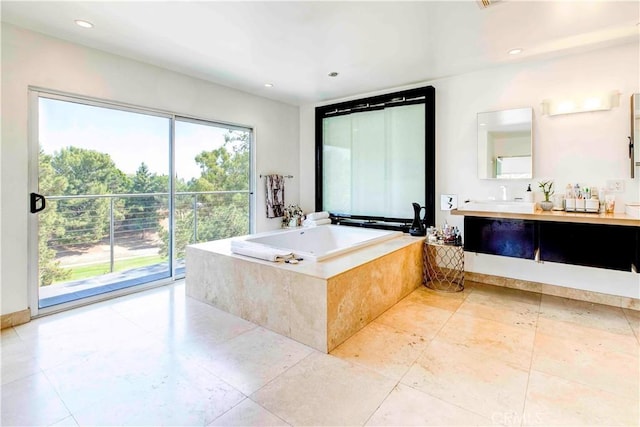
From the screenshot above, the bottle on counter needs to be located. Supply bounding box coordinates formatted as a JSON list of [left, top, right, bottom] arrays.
[[565, 184, 576, 212], [565, 184, 572, 198], [524, 184, 534, 202]]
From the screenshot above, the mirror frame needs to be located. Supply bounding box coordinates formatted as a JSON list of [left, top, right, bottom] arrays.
[[315, 86, 436, 230]]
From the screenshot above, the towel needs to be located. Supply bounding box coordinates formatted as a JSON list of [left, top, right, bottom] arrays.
[[302, 218, 332, 227], [230, 240, 293, 262], [306, 211, 330, 221], [265, 174, 285, 218]]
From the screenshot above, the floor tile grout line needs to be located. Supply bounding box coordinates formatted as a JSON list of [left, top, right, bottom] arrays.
[[239, 397, 292, 427], [0, 367, 45, 390], [247, 348, 318, 398], [398, 380, 495, 424], [371, 286, 498, 424], [244, 350, 319, 425], [186, 326, 314, 400], [527, 366, 639, 403], [400, 285, 472, 371], [332, 323, 437, 388], [533, 321, 639, 358], [519, 293, 543, 427], [205, 396, 249, 427], [528, 364, 639, 402], [360, 378, 401, 427], [40, 368, 74, 423], [621, 308, 640, 344], [435, 282, 540, 425], [531, 298, 639, 402]]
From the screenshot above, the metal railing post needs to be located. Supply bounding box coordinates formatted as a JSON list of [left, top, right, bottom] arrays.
[[109, 197, 115, 273], [193, 193, 198, 243]]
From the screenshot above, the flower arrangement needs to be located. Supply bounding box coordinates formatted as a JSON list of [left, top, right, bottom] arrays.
[[538, 180, 554, 202], [282, 204, 303, 228]]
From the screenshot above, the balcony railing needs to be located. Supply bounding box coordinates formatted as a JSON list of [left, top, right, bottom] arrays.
[[41, 190, 250, 286]]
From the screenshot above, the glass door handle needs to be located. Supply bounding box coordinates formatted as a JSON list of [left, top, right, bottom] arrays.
[[30, 192, 46, 213]]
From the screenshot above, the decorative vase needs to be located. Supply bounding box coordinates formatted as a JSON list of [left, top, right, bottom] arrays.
[[540, 200, 553, 211]]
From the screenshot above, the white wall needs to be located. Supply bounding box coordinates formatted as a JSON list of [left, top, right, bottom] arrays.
[[301, 43, 640, 299], [1, 24, 300, 316]]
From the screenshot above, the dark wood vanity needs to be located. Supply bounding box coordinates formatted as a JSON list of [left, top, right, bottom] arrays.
[[453, 209, 640, 273]]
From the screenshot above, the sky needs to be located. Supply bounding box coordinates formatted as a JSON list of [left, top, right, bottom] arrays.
[[38, 97, 240, 182]]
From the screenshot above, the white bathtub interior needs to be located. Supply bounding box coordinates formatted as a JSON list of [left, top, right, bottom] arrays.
[[243, 225, 402, 261]]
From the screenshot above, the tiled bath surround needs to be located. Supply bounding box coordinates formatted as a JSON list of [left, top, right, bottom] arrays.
[[186, 236, 424, 352]]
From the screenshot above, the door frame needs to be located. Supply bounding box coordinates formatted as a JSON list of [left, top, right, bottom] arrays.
[[27, 87, 255, 317]]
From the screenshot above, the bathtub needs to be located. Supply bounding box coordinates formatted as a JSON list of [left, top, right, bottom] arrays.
[[243, 225, 402, 261], [186, 224, 424, 352]]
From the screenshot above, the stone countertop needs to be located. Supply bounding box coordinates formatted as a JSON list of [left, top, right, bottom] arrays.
[[451, 208, 640, 227]]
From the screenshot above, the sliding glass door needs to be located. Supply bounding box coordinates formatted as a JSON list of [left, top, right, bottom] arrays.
[[29, 91, 252, 313], [32, 94, 172, 309], [173, 118, 252, 272]]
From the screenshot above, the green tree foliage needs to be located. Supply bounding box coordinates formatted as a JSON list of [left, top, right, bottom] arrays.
[[51, 146, 130, 245], [162, 131, 250, 259], [124, 162, 168, 238], [38, 129, 250, 285], [52, 146, 130, 194], [189, 131, 250, 191], [38, 150, 71, 286]]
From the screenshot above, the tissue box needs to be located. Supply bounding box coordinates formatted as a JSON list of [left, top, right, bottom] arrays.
[[625, 203, 640, 218]]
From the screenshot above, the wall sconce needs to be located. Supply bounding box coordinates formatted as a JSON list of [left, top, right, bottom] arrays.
[[541, 91, 620, 116]]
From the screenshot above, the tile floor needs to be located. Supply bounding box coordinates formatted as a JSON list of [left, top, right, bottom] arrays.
[[1, 280, 639, 426]]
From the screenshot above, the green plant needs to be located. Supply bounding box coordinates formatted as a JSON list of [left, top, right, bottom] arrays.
[[538, 180, 554, 202]]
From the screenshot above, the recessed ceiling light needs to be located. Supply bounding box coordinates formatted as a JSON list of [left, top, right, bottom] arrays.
[[508, 48, 523, 55], [328, 72, 339, 77], [75, 19, 94, 29], [264, 83, 274, 88]]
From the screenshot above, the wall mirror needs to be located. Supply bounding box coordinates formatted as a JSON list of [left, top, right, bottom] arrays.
[[477, 107, 533, 179]]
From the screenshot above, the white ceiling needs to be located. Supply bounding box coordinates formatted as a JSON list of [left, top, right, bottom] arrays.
[[2, 1, 638, 106]]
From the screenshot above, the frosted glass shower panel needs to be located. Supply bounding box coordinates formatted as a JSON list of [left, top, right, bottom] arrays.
[[322, 104, 425, 218], [323, 115, 352, 213], [351, 110, 386, 216], [386, 105, 425, 218]]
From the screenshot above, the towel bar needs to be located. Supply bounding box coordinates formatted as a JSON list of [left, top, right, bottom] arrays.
[[259, 174, 294, 178]]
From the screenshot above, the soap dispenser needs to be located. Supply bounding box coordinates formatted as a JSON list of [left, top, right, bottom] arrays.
[[524, 184, 534, 202]]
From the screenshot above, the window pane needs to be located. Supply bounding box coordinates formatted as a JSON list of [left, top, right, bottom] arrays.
[[174, 119, 251, 265]]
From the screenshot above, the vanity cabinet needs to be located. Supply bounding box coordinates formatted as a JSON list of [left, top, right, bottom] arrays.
[[635, 233, 640, 272], [539, 222, 635, 272], [463, 217, 536, 259], [461, 213, 640, 273]]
